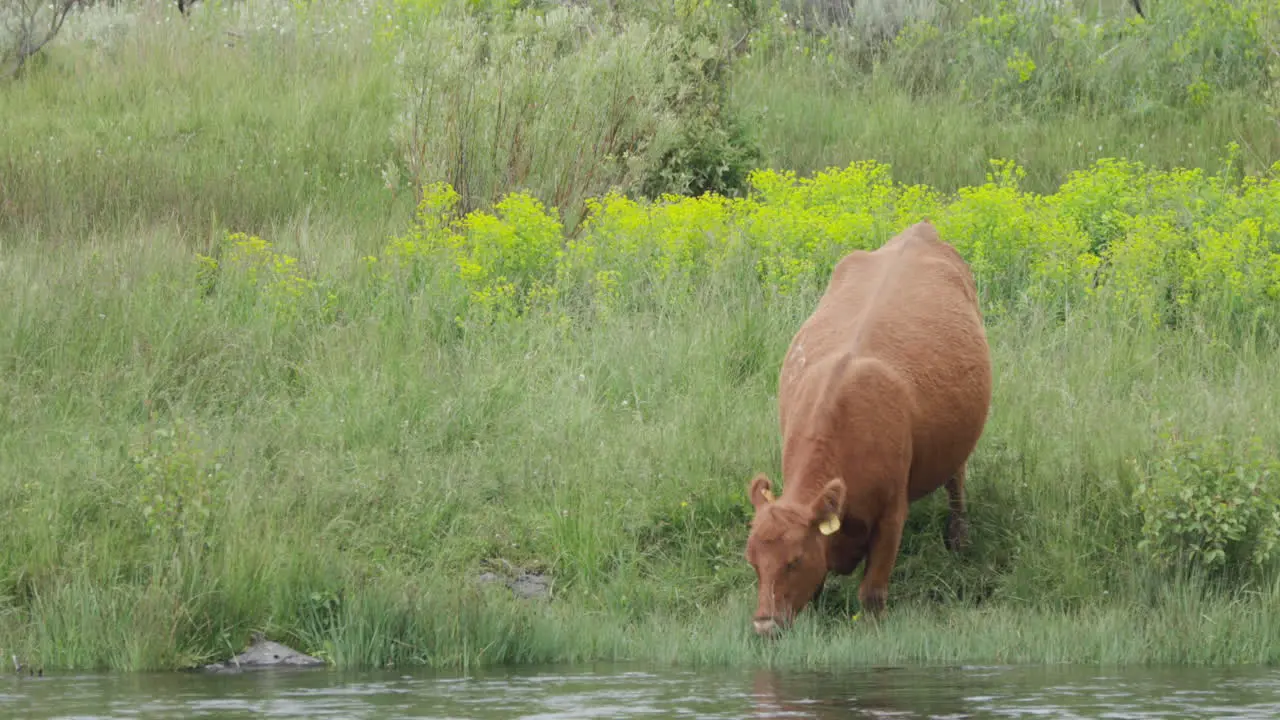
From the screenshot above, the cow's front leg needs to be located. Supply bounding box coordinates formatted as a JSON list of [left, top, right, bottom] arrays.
[[857, 497, 907, 618]]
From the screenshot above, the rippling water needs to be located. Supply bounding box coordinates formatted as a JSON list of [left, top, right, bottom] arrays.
[[4, 662, 1279, 718]]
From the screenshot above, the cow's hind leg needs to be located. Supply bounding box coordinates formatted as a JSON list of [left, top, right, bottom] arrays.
[[944, 463, 970, 552]]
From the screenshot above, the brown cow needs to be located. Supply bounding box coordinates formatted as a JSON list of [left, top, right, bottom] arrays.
[[744, 220, 992, 637]]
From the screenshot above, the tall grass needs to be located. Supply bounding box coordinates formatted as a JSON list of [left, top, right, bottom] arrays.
[[1, 0, 402, 239], [2, 215, 1279, 670], [3, 0, 1276, 236], [0, 0, 1278, 672]]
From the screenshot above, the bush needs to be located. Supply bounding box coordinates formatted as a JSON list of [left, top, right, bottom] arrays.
[[196, 232, 331, 326], [350, 152, 1280, 333], [390, 5, 761, 229], [1134, 432, 1280, 573], [129, 416, 226, 553], [390, 7, 680, 228], [638, 20, 761, 200], [781, 0, 938, 42]]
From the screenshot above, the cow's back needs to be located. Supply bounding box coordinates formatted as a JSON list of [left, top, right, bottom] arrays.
[[825, 223, 984, 378], [778, 222, 992, 492]]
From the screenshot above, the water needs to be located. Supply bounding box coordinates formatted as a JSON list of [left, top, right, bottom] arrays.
[[5, 662, 1280, 719]]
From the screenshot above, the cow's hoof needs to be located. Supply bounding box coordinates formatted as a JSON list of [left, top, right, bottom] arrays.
[[945, 515, 970, 552], [858, 586, 887, 618]]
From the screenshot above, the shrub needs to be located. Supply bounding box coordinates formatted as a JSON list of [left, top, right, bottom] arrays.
[[359, 153, 1280, 336], [390, 5, 762, 228], [196, 232, 329, 325], [1134, 432, 1280, 573], [638, 22, 762, 200], [129, 417, 227, 553], [390, 7, 683, 228]]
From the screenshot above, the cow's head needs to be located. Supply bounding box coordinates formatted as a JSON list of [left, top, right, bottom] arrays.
[[744, 472, 845, 636]]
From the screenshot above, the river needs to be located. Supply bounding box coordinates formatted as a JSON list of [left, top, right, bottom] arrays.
[[4, 662, 1279, 718]]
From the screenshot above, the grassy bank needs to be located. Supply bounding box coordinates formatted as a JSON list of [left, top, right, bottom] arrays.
[[2, 0, 1280, 672], [4, 157, 1280, 671]]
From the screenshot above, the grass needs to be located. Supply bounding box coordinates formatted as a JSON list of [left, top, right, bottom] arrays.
[[4, 0, 1277, 237], [3, 226, 1279, 671], [1, 0, 1279, 672], [735, 61, 1278, 197]]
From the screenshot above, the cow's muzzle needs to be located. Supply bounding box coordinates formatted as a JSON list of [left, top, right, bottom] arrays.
[[752, 617, 781, 637]]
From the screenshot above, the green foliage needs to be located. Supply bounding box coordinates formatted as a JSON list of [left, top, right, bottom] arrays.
[[129, 417, 225, 550], [197, 231, 336, 327], [639, 24, 761, 199], [3, 0, 1276, 240], [389, 4, 761, 226], [876, 0, 1275, 116], [390, 6, 683, 227], [374, 152, 1280, 334], [1135, 433, 1280, 572], [383, 182, 565, 322]]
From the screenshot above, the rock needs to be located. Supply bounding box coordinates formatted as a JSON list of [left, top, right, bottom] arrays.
[[200, 632, 325, 673], [510, 572, 551, 600], [476, 563, 552, 601]]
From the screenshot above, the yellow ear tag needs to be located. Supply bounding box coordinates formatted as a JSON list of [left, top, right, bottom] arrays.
[[819, 515, 841, 535], [761, 488, 775, 503]]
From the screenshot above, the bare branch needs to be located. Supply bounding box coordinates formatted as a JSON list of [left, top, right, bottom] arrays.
[[2, 0, 88, 79]]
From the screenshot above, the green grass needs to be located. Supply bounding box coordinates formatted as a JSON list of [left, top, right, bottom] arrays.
[[4, 0, 1276, 237], [2, 226, 1279, 670], [734, 61, 1278, 196], [1, 0, 404, 240], [1, 0, 1279, 672]]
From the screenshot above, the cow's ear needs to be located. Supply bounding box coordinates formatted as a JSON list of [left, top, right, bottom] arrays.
[[748, 473, 774, 510], [810, 478, 845, 535]]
